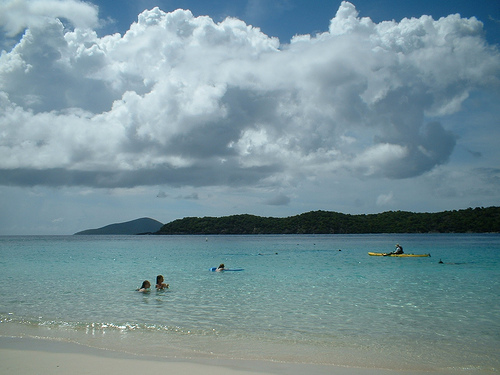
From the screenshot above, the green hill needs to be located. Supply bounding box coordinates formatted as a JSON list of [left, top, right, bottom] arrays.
[[156, 207, 500, 234], [74, 217, 163, 235]]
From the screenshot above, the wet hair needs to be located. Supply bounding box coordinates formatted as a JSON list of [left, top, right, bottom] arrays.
[[218, 264, 224, 269], [141, 280, 151, 289], [156, 275, 164, 284]]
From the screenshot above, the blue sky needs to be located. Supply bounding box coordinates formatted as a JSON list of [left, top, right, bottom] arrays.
[[94, 0, 500, 45], [0, 0, 499, 234]]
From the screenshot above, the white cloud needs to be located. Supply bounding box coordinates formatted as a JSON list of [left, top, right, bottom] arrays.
[[0, 0, 498, 193], [350, 143, 408, 176], [0, 0, 99, 36]]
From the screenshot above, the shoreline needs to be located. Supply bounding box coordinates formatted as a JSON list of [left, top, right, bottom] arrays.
[[0, 336, 492, 375]]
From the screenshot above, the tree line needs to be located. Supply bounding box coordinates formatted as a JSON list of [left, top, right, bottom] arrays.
[[156, 206, 500, 234]]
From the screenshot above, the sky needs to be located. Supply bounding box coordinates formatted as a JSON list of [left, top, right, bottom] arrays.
[[0, 0, 499, 235]]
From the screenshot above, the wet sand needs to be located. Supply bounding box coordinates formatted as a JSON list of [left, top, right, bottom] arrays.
[[0, 336, 482, 375]]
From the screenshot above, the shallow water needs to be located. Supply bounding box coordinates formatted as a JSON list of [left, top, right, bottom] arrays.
[[0, 234, 498, 371]]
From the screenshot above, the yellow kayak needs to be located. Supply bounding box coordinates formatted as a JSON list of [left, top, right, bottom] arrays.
[[368, 252, 430, 257]]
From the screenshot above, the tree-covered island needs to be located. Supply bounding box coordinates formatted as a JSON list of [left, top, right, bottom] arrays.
[[157, 207, 499, 235]]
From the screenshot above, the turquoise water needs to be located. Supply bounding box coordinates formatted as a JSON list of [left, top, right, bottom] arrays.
[[0, 234, 499, 371]]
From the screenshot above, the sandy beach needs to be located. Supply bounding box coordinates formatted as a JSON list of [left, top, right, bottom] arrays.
[[1, 336, 485, 375]]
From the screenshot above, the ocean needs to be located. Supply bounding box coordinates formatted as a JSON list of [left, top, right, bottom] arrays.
[[0, 234, 498, 372]]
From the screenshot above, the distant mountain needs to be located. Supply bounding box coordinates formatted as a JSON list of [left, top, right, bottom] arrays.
[[74, 218, 163, 235]]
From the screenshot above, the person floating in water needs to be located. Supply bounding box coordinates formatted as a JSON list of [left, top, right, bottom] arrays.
[[156, 275, 169, 290], [216, 263, 225, 272], [137, 280, 151, 292]]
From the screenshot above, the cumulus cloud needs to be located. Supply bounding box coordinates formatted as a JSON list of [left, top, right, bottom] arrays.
[[0, 1, 499, 190], [0, 0, 99, 36]]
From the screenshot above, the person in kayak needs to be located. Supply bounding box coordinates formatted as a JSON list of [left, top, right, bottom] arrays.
[[394, 244, 404, 254], [384, 244, 404, 256]]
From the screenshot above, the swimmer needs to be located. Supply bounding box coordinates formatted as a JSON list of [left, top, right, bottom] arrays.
[[137, 280, 151, 292], [216, 263, 225, 272], [156, 275, 169, 290]]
